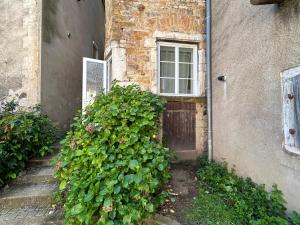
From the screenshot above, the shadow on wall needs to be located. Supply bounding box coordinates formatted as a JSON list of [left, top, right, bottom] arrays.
[[278, 0, 300, 18], [42, 0, 62, 43]]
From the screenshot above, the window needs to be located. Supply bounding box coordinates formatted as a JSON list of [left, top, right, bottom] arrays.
[[158, 42, 199, 96], [82, 58, 107, 109]]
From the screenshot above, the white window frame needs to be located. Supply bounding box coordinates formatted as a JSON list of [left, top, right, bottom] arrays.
[[157, 42, 199, 97], [281, 66, 300, 155], [82, 57, 107, 109], [106, 54, 113, 92]]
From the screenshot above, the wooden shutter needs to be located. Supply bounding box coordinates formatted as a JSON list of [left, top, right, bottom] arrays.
[[282, 66, 300, 154], [82, 58, 107, 109]]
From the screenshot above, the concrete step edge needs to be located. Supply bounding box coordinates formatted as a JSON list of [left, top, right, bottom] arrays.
[[13, 175, 57, 185], [27, 144, 61, 167], [0, 195, 55, 209], [0, 183, 57, 209], [27, 158, 56, 167]]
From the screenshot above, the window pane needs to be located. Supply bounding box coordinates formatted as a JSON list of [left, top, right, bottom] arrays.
[[179, 48, 193, 63], [160, 46, 175, 62], [86, 61, 104, 95], [179, 79, 192, 94], [160, 62, 175, 78], [83, 60, 105, 108], [179, 63, 193, 78], [160, 78, 175, 93]]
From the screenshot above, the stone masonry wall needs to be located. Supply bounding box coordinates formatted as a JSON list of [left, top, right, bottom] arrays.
[[0, 0, 41, 106], [105, 0, 207, 159], [105, 0, 206, 92]]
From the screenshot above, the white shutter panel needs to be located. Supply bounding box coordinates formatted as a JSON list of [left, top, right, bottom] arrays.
[[82, 58, 107, 109], [282, 66, 300, 154]]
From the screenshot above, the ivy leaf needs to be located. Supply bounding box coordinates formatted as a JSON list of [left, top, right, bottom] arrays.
[[109, 211, 117, 220], [124, 174, 134, 184], [146, 203, 154, 213], [158, 164, 164, 171], [103, 197, 113, 213], [84, 191, 94, 202], [59, 180, 67, 190], [8, 173, 16, 179], [114, 185, 121, 194], [70, 203, 84, 215], [103, 197, 113, 208], [123, 215, 132, 224], [133, 174, 142, 184], [129, 160, 138, 170]]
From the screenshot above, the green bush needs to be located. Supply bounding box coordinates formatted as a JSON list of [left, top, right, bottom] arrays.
[[54, 84, 171, 225], [0, 100, 57, 186], [289, 212, 300, 225], [185, 156, 300, 225]]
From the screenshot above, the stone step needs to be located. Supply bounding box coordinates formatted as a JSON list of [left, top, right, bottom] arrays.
[[27, 143, 61, 167], [13, 167, 56, 185], [28, 153, 58, 167], [0, 183, 57, 209], [0, 207, 63, 225]]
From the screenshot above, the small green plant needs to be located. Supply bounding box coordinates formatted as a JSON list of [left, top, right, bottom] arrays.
[[185, 192, 239, 225], [0, 99, 57, 185], [0, 98, 18, 113], [185, 156, 300, 225], [54, 84, 171, 225], [289, 212, 300, 225]]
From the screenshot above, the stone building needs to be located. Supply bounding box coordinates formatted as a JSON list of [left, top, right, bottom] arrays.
[[0, 0, 105, 130], [104, 0, 207, 160], [212, 0, 300, 211], [1, 0, 300, 214], [0, 0, 207, 159]]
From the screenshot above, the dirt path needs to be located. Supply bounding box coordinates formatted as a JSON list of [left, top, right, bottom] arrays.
[[159, 162, 199, 224]]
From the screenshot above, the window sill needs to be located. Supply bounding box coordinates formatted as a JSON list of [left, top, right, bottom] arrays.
[[283, 145, 300, 157], [160, 95, 206, 103]]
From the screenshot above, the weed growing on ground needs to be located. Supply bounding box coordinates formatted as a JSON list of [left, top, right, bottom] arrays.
[[184, 156, 300, 225]]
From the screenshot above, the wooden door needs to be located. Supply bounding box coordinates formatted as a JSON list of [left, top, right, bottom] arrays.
[[163, 102, 196, 151]]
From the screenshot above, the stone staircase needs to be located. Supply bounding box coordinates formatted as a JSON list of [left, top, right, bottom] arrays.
[[0, 145, 182, 225], [0, 147, 63, 225]]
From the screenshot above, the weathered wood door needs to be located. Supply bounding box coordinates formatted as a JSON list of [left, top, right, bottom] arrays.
[[163, 102, 196, 151]]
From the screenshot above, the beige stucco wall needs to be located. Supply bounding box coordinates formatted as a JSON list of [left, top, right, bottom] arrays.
[[41, 0, 105, 130], [212, 0, 300, 211], [0, 0, 42, 106]]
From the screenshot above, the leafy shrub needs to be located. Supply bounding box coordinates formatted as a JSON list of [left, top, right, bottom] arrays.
[[185, 156, 300, 225], [0, 100, 57, 185], [251, 217, 289, 225], [54, 84, 171, 225], [289, 212, 300, 225]]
